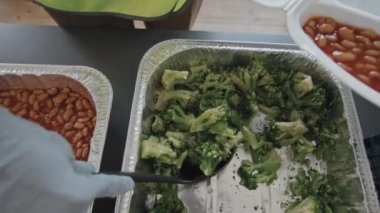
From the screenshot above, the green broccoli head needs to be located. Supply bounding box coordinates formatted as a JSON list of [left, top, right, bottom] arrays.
[[208, 120, 237, 138], [190, 104, 228, 133], [259, 56, 296, 85], [292, 73, 314, 98], [267, 119, 308, 147], [162, 104, 195, 131], [152, 115, 166, 134], [256, 85, 285, 108], [227, 108, 249, 128], [142, 114, 155, 134], [290, 137, 315, 163], [229, 67, 257, 94], [238, 149, 281, 190], [185, 64, 210, 88], [154, 89, 199, 111], [251, 56, 266, 76], [257, 66, 292, 87], [299, 86, 326, 110], [140, 136, 177, 165], [237, 94, 258, 118], [147, 184, 187, 213], [285, 196, 332, 213], [199, 91, 227, 112], [165, 131, 191, 149], [141, 135, 188, 170], [241, 126, 272, 152], [215, 131, 244, 153], [199, 73, 235, 93], [276, 120, 308, 135], [289, 169, 343, 207], [313, 119, 343, 159], [161, 69, 189, 90], [288, 169, 360, 212], [258, 104, 282, 120], [189, 141, 229, 176]]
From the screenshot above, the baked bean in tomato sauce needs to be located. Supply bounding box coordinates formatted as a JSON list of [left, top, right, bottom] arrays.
[[303, 16, 380, 92], [0, 87, 96, 161]]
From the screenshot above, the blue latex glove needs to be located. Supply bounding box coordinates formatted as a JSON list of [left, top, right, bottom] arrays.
[[0, 107, 134, 213]]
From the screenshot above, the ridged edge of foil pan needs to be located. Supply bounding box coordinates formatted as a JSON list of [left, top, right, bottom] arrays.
[[116, 39, 380, 213], [0, 63, 113, 213]]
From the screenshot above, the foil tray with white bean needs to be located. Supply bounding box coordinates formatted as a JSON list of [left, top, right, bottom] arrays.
[[117, 40, 380, 213], [0, 64, 113, 213]]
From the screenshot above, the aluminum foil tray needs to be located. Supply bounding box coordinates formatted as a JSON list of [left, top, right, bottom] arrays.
[[0, 64, 113, 213], [117, 39, 380, 213]]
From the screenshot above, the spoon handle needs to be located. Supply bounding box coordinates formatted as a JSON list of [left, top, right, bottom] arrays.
[[100, 171, 194, 184]]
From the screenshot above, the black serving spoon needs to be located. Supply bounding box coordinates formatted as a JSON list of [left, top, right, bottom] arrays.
[[101, 151, 235, 184]]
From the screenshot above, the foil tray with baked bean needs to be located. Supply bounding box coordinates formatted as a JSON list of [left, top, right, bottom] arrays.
[[0, 64, 113, 212]]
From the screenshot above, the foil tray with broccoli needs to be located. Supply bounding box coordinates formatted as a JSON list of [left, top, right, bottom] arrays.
[[119, 40, 379, 213]]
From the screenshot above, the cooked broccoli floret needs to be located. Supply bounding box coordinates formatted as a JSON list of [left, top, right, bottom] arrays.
[[165, 131, 191, 149], [188, 141, 229, 176], [199, 73, 235, 93], [289, 169, 343, 208], [154, 163, 180, 177], [227, 108, 249, 128], [258, 104, 282, 120], [141, 135, 188, 170], [140, 136, 177, 165], [267, 119, 308, 147], [161, 69, 189, 90], [287, 169, 361, 213], [260, 56, 296, 85], [199, 91, 227, 112], [238, 149, 281, 190], [147, 184, 187, 213], [256, 86, 285, 108], [227, 93, 241, 108], [237, 94, 258, 118], [190, 105, 228, 133], [276, 120, 308, 135], [186, 64, 209, 87], [285, 196, 331, 213], [266, 119, 314, 162], [142, 114, 155, 134], [293, 73, 314, 97], [230, 67, 256, 94], [290, 136, 315, 163], [241, 126, 272, 153], [162, 104, 195, 131], [251, 56, 266, 76], [215, 131, 244, 153], [257, 67, 290, 87], [299, 86, 326, 109], [155, 90, 199, 111], [208, 120, 237, 138], [152, 115, 166, 134]]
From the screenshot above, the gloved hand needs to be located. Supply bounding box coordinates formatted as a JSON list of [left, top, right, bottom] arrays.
[[0, 107, 134, 213]]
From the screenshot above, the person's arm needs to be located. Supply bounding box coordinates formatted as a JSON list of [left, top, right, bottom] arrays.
[[0, 107, 134, 213]]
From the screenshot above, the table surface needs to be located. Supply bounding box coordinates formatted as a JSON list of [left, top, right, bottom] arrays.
[[0, 24, 379, 213]]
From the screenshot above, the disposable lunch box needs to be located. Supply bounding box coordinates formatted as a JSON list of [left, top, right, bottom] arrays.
[[254, 0, 380, 107]]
